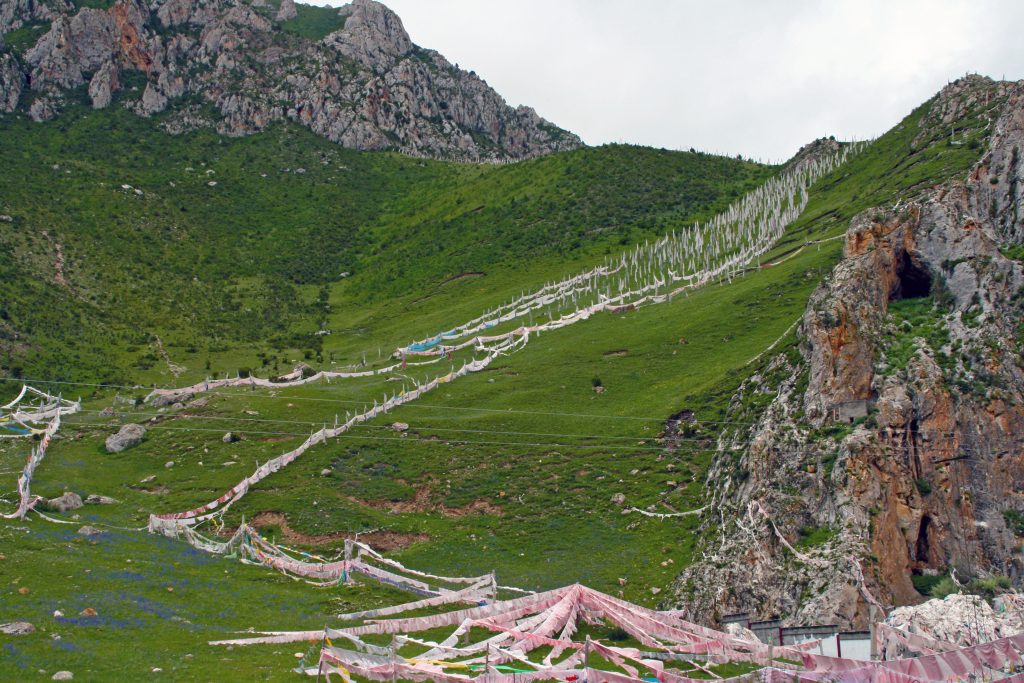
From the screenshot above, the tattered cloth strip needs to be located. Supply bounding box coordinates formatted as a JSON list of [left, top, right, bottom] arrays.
[[210, 631, 325, 646], [875, 622, 957, 659], [2, 386, 82, 518], [152, 337, 524, 526], [352, 540, 495, 586], [803, 630, 1024, 680], [625, 506, 705, 519], [337, 577, 494, 621], [144, 148, 862, 588], [398, 144, 860, 361], [3, 412, 63, 519]]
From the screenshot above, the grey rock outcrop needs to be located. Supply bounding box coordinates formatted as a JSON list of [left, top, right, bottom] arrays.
[[1, 0, 72, 34], [7, 0, 578, 161], [275, 0, 297, 22], [328, 0, 410, 70], [87, 59, 119, 108], [105, 423, 146, 453], [0, 52, 24, 112], [25, 8, 121, 89]]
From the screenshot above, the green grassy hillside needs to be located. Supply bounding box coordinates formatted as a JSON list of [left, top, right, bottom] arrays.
[[0, 104, 770, 383], [0, 78, 1005, 680]]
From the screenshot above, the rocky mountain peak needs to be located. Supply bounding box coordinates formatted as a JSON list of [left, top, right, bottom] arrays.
[[0, 0, 581, 161], [329, 0, 411, 69]]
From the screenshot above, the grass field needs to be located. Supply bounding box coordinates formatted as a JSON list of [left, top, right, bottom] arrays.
[[0, 78, 1003, 680]]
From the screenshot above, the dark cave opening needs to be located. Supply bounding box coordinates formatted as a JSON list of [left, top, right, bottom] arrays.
[[894, 250, 933, 300], [915, 515, 932, 562]]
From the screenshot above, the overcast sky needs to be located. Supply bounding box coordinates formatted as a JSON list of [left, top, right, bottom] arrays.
[[323, 0, 1024, 161]]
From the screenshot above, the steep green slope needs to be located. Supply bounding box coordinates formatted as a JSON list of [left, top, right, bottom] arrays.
[[0, 104, 769, 383], [0, 78, 1006, 680]]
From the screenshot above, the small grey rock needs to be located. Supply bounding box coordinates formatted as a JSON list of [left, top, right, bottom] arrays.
[[222, 432, 238, 443], [391, 422, 409, 432], [611, 492, 626, 506], [85, 495, 118, 505], [77, 526, 101, 536], [320, 468, 332, 477], [0, 621, 35, 635], [164, 461, 174, 469], [105, 424, 146, 453], [52, 672, 73, 681], [46, 492, 83, 513]]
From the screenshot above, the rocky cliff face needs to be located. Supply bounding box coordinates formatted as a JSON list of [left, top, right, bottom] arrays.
[[671, 77, 1024, 628], [0, 0, 580, 161]]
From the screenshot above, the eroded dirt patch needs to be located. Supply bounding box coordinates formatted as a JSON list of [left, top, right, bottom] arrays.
[[246, 511, 428, 551], [348, 485, 502, 518]]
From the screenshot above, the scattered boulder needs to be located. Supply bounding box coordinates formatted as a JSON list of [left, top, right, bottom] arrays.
[[77, 526, 101, 536], [105, 423, 146, 453], [186, 397, 208, 409], [85, 494, 118, 505], [650, 587, 661, 595], [611, 493, 626, 506], [46, 492, 83, 513], [79, 608, 97, 617], [164, 461, 174, 469], [391, 422, 409, 432], [98, 407, 114, 417], [140, 475, 156, 484], [320, 468, 333, 477], [222, 432, 238, 443], [52, 671, 73, 680], [152, 393, 189, 408], [0, 621, 35, 635]]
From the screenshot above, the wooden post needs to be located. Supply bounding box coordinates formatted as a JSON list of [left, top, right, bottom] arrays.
[[315, 625, 327, 683], [391, 634, 398, 683], [869, 603, 879, 660]]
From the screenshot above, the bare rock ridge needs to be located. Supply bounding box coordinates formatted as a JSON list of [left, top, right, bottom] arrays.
[[671, 76, 1024, 628], [0, 0, 580, 161]]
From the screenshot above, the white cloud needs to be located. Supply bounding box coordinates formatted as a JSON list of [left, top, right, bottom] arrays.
[[319, 0, 1024, 160]]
